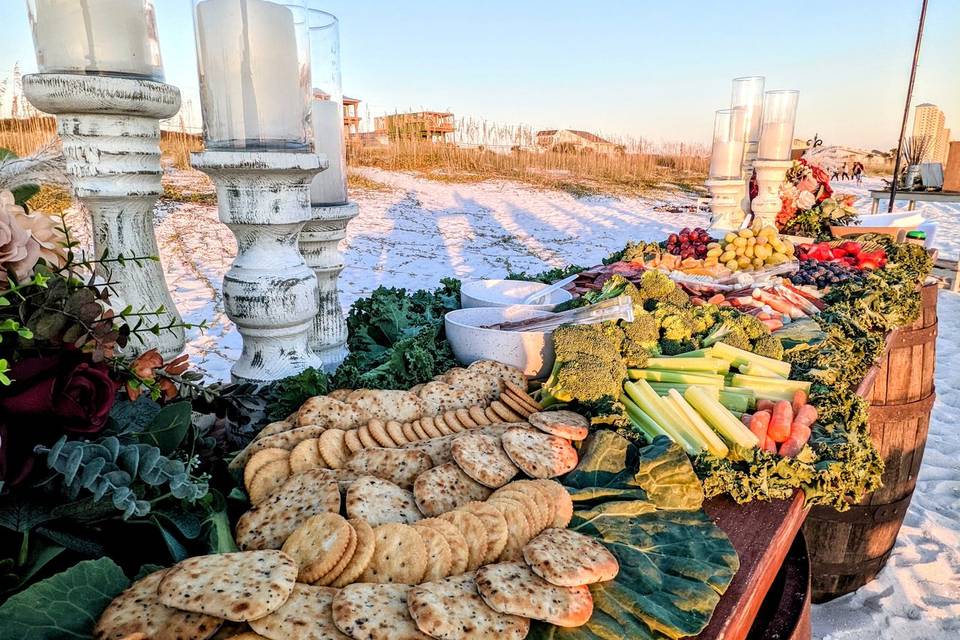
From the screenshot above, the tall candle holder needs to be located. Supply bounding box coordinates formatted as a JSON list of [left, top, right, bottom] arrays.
[[23, 0, 185, 359], [731, 76, 765, 215], [706, 108, 747, 232], [301, 7, 355, 370], [191, 0, 325, 382], [751, 90, 798, 227]]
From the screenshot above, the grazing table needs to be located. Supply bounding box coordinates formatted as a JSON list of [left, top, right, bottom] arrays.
[[700, 491, 810, 640], [868, 189, 960, 213]]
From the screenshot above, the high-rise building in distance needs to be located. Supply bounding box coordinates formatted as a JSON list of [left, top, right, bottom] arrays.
[[912, 103, 951, 164]]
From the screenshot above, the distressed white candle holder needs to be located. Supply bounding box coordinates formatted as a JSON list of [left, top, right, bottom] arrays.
[[705, 179, 746, 233], [299, 202, 357, 371], [191, 151, 327, 383], [22, 73, 185, 359], [751, 159, 793, 228]]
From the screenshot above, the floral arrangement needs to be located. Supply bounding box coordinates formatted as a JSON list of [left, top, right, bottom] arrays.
[[776, 158, 858, 240]]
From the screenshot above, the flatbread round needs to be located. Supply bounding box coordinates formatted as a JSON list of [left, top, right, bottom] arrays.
[[437, 510, 488, 572], [414, 463, 493, 517], [345, 447, 434, 490], [360, 523, 428, 584], [414, 522, 453, 582], [475, 561, 593, 627], [451, 433, 518, 489], [408, 573, 530, 640], [318, 429, 349, 469], [501, 427, 579, 479], [94, 570, 222, 640], [460, 501, 510, 564], [528, 411, 589, 441], [523, 528, 619, 586], [346, 389, 425, 424], [414, 518, 469, 577], [346, 476, 422, 527], [281, 513, 355, 584], [248, 584, 349, 640], [255, 421, 294, 441], [332, 518, 376, 588], [332, 583, 430, 640]]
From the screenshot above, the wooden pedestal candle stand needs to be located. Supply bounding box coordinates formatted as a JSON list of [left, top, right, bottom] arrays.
[[22, 73, 186, 359], [803, 282, 940, 602], [299, 202, 357, 371], [191, 151, 327, 384], [706, 179, 747, 232], [750, 160, 793, 228]]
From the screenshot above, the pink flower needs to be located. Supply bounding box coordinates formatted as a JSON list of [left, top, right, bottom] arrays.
[[797, 175, 819, 193], [0, 191, 40, 284], [10, 207, 67, 268]]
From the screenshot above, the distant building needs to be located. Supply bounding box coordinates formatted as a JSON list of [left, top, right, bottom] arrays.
[[535, 129, 621, 155], [912, 103, 950, 163], [375, 112, 455, 142], [343, 96, 361, 139]]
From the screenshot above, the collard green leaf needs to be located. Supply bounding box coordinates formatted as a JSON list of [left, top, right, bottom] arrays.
[[0, 558, 129, 640], [0, 496, 57, 533]]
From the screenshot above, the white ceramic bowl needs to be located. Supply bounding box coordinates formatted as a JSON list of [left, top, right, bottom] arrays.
[[460, 279, 573, 311], [444, 306, 556, 378]]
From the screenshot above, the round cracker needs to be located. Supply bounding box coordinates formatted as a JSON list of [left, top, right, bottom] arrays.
[[248, 458, 292, 505], [411, 420, 431, 440], [314, 523, 358, 586], [501, 427, 578, 479], [451, 432, 518, 489], [401, 421, 420, 443], [498, 393, 531, 419], [343, 429, 363, 454], [346, 475, 422, 527], [468, 406, 491, 426], [318, 428, 348, 469], [484, 407, 500, 423], [437, 510, 488, 572], [442, 411, 465, 432], [357, 424, 378, 449], [332, 518, 376, 588], [386, 420, 409, 445], [455, 409, 477, 429], [490, 401, 523, 423], [408, 573, 530, 640], [523, 527, 619, 586], [510, 480, 556, 532], [360, 523, 428, 584], [486, 499, 533, 562], [413, 522, 452, 582], [281, 513, 355, 583], [531, 480, 574, 528], [493, 486, 548, 535], [368, 419, 398, 448], [430, 415, 453, 436], [503, 380, 541, 411], [422, 416, 446, 438], [289, 438, 323, 474], [528, 410, 590, 441], [244, 448, 289, 492], [413, 463, 493, 517], [475, 561, 593, 627], [414, 518, 469, 577], [461, 501, 510, 564]]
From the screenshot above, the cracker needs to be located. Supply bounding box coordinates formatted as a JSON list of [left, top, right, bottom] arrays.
[[94, 570, 222, 640], [332, 518, 376, 588], [386, 420, 409, 445], [445, 369, 502, 405], [346, 389, 425, 423], [468, 406, 491, 426], [494, 486, 548, 534], [331, 583, 430, 640], [368, 419, 398, 448], [238, 426, 328, 472], [357, 425, 379, 449], [475, 561, 593, 627], [236, 468, 341, 551], [344, 429, 363, 454], [485, 499, 532, 562], [289, 438, 323, 474], [413, 518, 469, 577], [414, 463, 493, 517], [401, 432, 458, 466], [248, 458, 292, 505], [209, 622, 253, 640], [460, 501, 510, 564], [497, 393, 531, 419], [501, 427, 578, 479], [437, 510, 487, 572], [315, 524, 358, 587], [244, 448, 289, 491], [489, 401, 523, 423], [451, 432, 518, 489], [431, 415, 455, 436], [454, 409, 477, 429], [345, 447, 433, 490], [419, 416, 444, 439], [441, 411, 465, 432], [467, 360, 527, 391], [318, 429, 349, 469], [508, 480, 556, 532], [248, 584, 349, 640], [418, 381, 472, 416], [328, 388, 353, 401], [484, 407, 500, 423], [346, 476, 422, 527], [401, 421, 420, 443], [411, 420, 430, 441], [503, 380, 541, 411], [157, 551, 297, 622], [523, 528, 620, 586], [255, 421, 294, 441], [298, 396, 369, 430], [281, 513, 355, 584], [413, 521, 453, 582], [360, 523, 428, 584], [534, 480, 573, 528], [408, 573, 530, 640], [528, 410, 590, 441]]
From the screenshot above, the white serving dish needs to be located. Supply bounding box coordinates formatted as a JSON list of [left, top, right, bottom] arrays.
[[444, 306, 556, 378], [460, 279, 573, 311]]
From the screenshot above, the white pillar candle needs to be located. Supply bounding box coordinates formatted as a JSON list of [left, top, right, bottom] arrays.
[[29, 0, 162, 79], [709, 140, 744, 179], [195, 0, 308, 149], [758, 121, 794, 160], [310, 99, 347, 205]]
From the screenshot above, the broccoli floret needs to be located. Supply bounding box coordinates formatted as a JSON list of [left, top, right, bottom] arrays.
[[653, 303, 694, 343], [702, 310, 763, 350], [540, 322, 627, 409], [660, 338, 699, 356], [620, 311, 660, 369], [752, 335, 785, 360], [690, 304, 719, 335]]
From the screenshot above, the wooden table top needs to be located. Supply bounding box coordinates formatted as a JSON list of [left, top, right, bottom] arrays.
[[699, 491, 809, 640], [868, 189, 960, 202]]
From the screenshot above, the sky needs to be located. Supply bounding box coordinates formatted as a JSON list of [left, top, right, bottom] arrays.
[[1, 0, 958, 150]]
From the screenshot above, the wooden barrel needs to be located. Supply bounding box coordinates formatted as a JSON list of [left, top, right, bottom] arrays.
[[803, 283, 939, 602], [746, 532, 811, 640]]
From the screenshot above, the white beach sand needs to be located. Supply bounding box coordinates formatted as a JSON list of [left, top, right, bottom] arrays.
[[114, 168, 959, 638]]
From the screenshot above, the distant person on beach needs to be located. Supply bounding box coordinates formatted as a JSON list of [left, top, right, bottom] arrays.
[[852, 161, 864, 185], [840, 163, 850, 180]]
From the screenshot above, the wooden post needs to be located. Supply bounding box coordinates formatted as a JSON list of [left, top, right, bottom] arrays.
[[888, 0, 928, 212], [22, 73, 186, 359]]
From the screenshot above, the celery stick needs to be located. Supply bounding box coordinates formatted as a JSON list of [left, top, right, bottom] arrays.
[[622, 395, 668, 442], [628, 370, 724, 386], [753, 388, 800, 403], [711, 342, 791, 378], [684, 385, 760, 449], [730, 374, 811, 394], [739, 362, 787, 379], [623, 381, 702, 455], [663, 348, 714, 358], [648, 382, 720, 400], [718, 391, 751, 413], [646, 357, 730, 373], [668, 389, 729, 458], [658, 394, 709, 454]]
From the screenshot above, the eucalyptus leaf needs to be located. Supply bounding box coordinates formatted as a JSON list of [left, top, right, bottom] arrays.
[[138, 401, 192, 454]]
